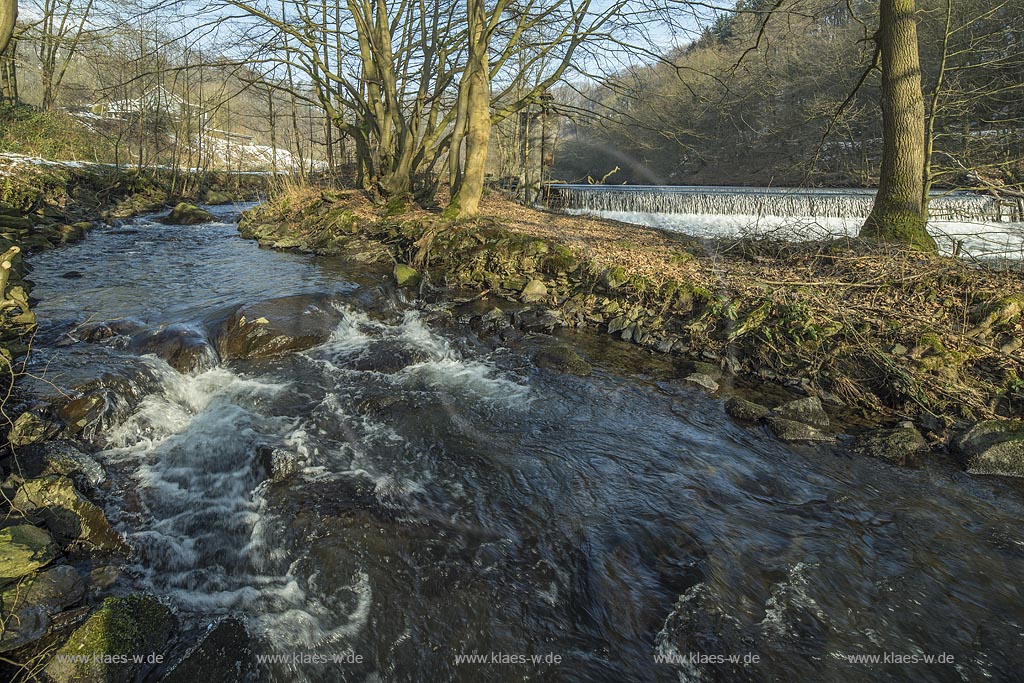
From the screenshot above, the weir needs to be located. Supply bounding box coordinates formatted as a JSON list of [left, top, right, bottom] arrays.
[[546, 184, 1007, 221]]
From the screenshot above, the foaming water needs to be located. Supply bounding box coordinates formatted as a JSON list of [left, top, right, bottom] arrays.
[[20, 206, 1024, 682]]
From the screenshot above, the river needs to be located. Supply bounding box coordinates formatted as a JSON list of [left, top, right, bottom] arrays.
[[20, 205, 1024, 682]]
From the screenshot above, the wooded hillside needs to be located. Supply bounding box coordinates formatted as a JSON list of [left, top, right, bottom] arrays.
[[555, 0, 1024, 191]]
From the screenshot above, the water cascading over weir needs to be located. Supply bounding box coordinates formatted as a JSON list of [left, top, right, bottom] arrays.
[[545, 184, 1009, 221]]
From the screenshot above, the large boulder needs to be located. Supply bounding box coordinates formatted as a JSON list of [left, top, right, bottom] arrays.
[[12, 477, 126, 552], [163, 202, 213, 225], [0, 565, 86, 652], [0, 525, 57, 583], [852, 425, 930, 468], [44, 595, 175, 683], [954, 419, 1024, 477], [214, 294, 346, 360], [129, 324, 219, 373], [53, 361, 167, 443]]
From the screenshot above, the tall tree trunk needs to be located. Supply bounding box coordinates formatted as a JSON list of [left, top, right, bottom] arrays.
[[0, 0, 15, 60], [0, 39, 17, 105], [448, 0, 490, 218], [860, 0, 937, 252]]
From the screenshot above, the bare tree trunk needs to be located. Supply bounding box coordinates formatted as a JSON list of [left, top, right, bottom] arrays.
[[922, 0, 952, 209], [860, 0, 937, 252], [0, 0, 15, 59], [0, 38, 16, 104], [448, 0, 490, 218]]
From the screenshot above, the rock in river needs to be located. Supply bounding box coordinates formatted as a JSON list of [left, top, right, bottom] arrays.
[[7, 411, 60, 446], [45, 594, 175, 683], [129, 324, 219, 373], [853, 424, 930, 468], [724, 397, 770, 422], [163, 202, 214, 225], [534, 345, 592, 376], [0, 525, 57, 583], [214, 293, 346, 360], [393, 263, 420, 288], [160, 617, 259, 683], [770, 396, 831, 430], [12, 476, 126, 552], [954, 419, 1024, 477], [683, 372, 719, 392], [0, 565, 86, 652], [765, 417, 836, 444]]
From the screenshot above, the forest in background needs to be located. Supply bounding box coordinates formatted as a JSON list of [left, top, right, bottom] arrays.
[[554, 0, 1024, 191], [0, 0, 338, 172], [1, 0, 1023, 243]]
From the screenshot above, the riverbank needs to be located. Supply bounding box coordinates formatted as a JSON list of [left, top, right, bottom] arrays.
[[240, 187, 1024, 471]]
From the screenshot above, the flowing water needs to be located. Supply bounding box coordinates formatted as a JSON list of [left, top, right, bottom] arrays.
[[551, 185, 1024, 260], [20, 206, 1024, 682]]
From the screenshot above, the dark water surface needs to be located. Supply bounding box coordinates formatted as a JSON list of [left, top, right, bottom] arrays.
[[22, 206, 1024, 682]]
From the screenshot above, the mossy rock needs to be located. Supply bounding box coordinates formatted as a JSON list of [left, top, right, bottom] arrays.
[[852, 425, 929, 468], [12, 476, 126, 551], [382, 195, 411, 217], [954, 419, 1024, 477], [724, 397, 770, 422], [520, 279, 548, 303], [0, 525, 57, 583], [44, 595, 175, 683], [970, 294, 1024, 330], [163, 202, 213, 226], [600, 266, 628, 290], [8, 411, 60, 446], [202, 190, 232, 205], [0, 214, 32, 230], [544, 244, 578, 274], [770, 396, 830, 430], [393, 263, 420, 288], [534, 345, 592, 377]]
